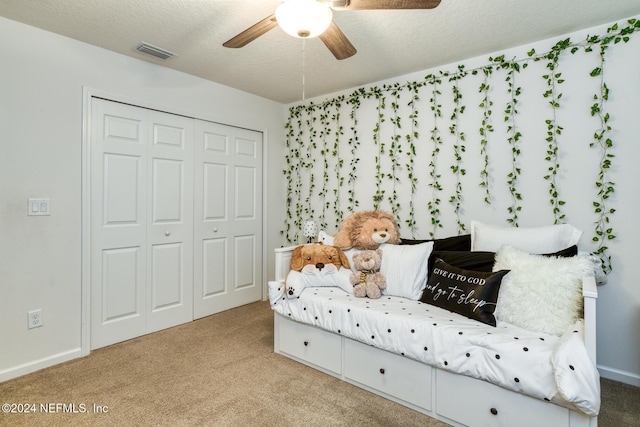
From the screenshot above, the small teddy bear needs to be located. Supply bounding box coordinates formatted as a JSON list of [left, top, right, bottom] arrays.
[[333, 210, 401, 250], [350, 249, 386, 299]]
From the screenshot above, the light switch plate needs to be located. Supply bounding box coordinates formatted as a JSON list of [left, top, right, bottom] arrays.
[[28, 198, 50, 216]]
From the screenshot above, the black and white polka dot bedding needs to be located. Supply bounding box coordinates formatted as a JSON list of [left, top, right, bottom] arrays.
[[269, 282, 600, 416]]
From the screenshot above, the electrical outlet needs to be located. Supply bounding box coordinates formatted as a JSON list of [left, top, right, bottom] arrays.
[[28, 309, 42, 329]]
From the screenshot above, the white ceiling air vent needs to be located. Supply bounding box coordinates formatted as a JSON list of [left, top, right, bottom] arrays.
[[136, 42, 176, 60]]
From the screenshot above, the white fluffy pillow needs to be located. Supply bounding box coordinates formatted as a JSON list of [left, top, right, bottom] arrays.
[[471, 220, 582, 253], [493, 246, 593, 336], [379, 242, 434, 300]]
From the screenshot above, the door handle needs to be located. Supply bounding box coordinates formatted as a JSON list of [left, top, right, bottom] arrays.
[[165, 231, 171, 236]]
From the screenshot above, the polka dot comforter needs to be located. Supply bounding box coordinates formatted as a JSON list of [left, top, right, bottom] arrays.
[[269, 283, 600, 416]]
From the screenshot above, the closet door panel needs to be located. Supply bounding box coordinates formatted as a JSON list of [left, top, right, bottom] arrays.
[[146, 110, 194, 333], [235, 166, 256, 220], [203, 162, 228, 221], [194, 121, 263, 318], [91, 100, 147, 349], [151, 242, 184, 309], [202, 238, 227, 297], [235, 235, 256, 290], [101, 247, 143, 322]]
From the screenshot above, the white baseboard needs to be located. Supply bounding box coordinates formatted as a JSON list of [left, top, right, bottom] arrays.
[[0, 348, 82, 383], [598, 365, 640, 387]]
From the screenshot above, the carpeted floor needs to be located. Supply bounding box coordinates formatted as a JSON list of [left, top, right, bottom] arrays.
[[0, 301, 638, 426]]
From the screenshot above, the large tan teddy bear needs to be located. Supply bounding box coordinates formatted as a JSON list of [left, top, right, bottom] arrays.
[[333, 210, 401, 250], [350, 249, 386, 299]]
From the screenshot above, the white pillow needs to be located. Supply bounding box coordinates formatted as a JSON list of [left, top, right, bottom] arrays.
[[493, 246, 593, 336], [284, 265, 352, 299], [471, 220, 582, 253], [379, 242, 434, 300]]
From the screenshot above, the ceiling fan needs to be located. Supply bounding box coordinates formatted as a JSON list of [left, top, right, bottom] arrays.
[[223, 0, 441, 60]]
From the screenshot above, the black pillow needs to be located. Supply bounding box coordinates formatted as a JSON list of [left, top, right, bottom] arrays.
[[426, 245, 577, 276], [420, 259, 509, 327], [400, 234, 471, 251], [544, 245, 578, 257], [429, 250, 495, 273]]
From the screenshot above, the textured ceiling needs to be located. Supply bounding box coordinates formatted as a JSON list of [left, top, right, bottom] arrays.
[[2, 0, 640, 104]]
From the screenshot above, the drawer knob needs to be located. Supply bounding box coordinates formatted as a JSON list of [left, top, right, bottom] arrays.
[[490, 408, 498, 416], [379, 368, 385, 374], [303, 341, 309, 346]]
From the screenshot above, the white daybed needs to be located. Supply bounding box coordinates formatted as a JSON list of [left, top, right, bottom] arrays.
[[268, 237, 600, 427]]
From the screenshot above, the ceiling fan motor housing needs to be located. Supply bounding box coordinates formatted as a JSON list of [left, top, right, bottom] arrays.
[[276, 0, 334, 39]]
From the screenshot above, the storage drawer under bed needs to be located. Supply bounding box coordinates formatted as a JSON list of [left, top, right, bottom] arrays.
[[276, 315, 342, 375], [343, 338, 433, 411], [436, 369, 570, 427]]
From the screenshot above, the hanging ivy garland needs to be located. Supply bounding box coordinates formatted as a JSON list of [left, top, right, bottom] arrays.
[[490, 55, 524, 226], [426, 72, 444, 238], [346, 93, 362, 213], [476, 65, 494, 205], [281, 18, 640, 272], [332, 96, 346, 229], [405, 81, 422, 236], [448, 65, 468, 234], [387, 83, 403, 223], [583, 20, 638, 272], [372, 87, 386, 210]]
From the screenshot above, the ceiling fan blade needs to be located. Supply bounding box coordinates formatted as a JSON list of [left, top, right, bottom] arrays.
[[319, 21, 357, 60], [223, 14, 278, 48], [343, 0, 441, 9]]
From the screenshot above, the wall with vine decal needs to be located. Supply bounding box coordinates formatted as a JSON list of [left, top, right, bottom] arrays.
[[283, 17, 639, 276], [281, 14, 640, 386], [279, 16, 640, 387]]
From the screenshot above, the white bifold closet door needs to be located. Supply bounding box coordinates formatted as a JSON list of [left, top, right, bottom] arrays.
[[193, 121, 263, 319], [90, 98, 262, 349]]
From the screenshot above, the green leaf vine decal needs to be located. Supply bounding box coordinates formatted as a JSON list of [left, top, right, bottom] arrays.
[[332, 96, 345, 228], [279, 18, 639, 271], [387, 83, 403, 222], [426, 73, 443, 237], [477, 65, 494, 205], [494, 55, 523, 225], [346, 92, 362, 213], [318, 103, 330, 230], [448, 66, 467, 234], [304, 104, 317, 226], [282, 108, 295, 241], [405, 82, 422, 236], [541, 38, 570, 224], [372, 87, 386, 209], [585, 18, 639, 272]]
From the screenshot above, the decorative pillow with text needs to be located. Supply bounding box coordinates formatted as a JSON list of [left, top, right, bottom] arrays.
[[420, 259, 509, 326]]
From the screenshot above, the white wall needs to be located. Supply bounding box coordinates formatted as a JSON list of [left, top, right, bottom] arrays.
[[287, 17, 640, 386], [0, 17, 287, 380]]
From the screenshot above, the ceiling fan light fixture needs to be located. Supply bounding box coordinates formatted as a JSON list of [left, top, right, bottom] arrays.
[[276, 0, 333, 39]]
